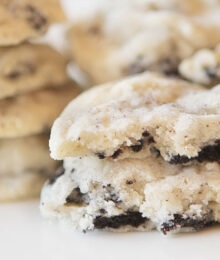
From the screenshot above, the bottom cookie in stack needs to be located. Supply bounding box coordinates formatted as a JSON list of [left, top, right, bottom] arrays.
[[0, 84, 79, 201], [41, 73, 220, 234], [41, 156, 219, 234]]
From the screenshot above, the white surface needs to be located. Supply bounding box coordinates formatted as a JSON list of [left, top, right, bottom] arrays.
[[0, 200, 220, 260]]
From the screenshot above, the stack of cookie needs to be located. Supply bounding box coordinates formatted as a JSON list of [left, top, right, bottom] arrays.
[[0, 0, 79, 201], [40, 1, 220, 235]]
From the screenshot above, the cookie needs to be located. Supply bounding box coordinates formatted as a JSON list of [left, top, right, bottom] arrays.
[[0, 0, 65, 46], [40, 156, 219, 233], [67, 11, 220, 84], [179, 46, 220, 86], [0, 43, 68, 100], [42, 72, 220, 234], [49, 72, 220, 164], [0, 134, 59, 201], [71, 0, 220, 17], [0, 83, 80, 138]]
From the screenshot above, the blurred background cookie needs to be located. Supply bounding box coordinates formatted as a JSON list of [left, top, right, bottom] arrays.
[[0, 0, 81, 201], [67, 10, 220, 85], [0, 43, 68, 99], [179, 45, 220, 86], [0, 0, 65, 46], [0, 135, 59, 201], [0, 83, 80, 138]]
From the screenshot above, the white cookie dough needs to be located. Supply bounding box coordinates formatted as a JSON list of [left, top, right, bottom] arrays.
[[41, 156, 219, 233]]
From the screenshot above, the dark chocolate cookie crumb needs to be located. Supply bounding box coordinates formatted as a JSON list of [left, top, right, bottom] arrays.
[[6, 63, 35, 79], [142, 131, 150, 137], [48, 166, 65, 185], [99, 208, 106, 214], [150, 146, 161, 158], [94, 211, 148, 229], [65, 187, 85, 205], [126, 180, 135, 185], [96, 152, 105, 159], [161, 212, 215, 235], [148, 136, 155, 144], [169, 154, 191, 164], [103, 185, 122, 203], [25, 5, 47, 30], [160, 58, 179, 77], [126, 56, 179, 77], [197, 140, 220, 162], [127, 56, 147, 75], [204, 66, 220, 84], [111, 149, 122, 159], [104, 192, 122, 204], [130, 139, 144, 152], [170, 140, 220, 164]]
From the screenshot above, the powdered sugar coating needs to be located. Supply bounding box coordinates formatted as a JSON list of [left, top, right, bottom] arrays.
[[50, 73, 220, 162]]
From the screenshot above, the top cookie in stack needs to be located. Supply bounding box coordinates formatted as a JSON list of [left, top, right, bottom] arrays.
[[0, 0, 80, 202]]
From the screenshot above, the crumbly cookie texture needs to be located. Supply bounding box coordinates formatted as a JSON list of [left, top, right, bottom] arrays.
[[50, 73, 220, 164], [0, 134, 59, 201], [67, 10, 220, 84], [0, 0, 65, 46], [179, 46, 220, 86], [0, 83, 80, 138], [0, 43, 68, 100], [40, 156, 219, 233]]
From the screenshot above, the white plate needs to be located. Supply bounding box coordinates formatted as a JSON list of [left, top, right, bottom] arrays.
[[0, 200, 219, 260]]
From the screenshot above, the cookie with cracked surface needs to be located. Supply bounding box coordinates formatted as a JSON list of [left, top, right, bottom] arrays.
[[0, 83, 80, 138], [0, 0, 65, 46], [50, 72, 220, 163], [67, 10, 220, 84], [40, 156, 219, 233], [0, 134, 59, 201], [179, 46, 220, 86], [0, 43, 68, 100]]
